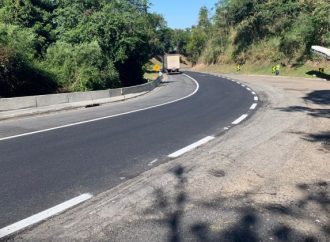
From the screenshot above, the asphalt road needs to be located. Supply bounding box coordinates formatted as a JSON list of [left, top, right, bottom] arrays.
[[0, 72, 255, 229]]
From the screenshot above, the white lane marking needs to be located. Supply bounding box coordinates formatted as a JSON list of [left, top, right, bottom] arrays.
[[246, 87, 251, 91], [250, 103, 258, 110], [148, 159, 158, 166], [241, 84, 246, 87], [251, 91, 256, 95], [254, 96, 259, 101], [0, 193, 92, 239], [232, 114, 248, 125], [0, 74, 199, 142], [168, 136, 215, 158]]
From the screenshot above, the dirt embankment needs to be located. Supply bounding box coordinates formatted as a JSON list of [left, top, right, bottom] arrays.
[[15, 74, 329, 241]]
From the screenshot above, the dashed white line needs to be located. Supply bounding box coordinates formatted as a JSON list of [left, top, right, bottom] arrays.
[[0, 193, 93, 239], [250, 103, 258, 110], [232, 114, 248, 125], [0, 74, 200, 142], [241, 84, 246, 87], [254, 96, 259, 101], [168, 136, 215, 158], [246, 87, 251, 91], [251, 91, 256, 95], [148, 159, 158, 166]]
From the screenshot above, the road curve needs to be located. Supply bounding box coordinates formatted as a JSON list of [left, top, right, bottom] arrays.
[[0, 72, 256, 232]]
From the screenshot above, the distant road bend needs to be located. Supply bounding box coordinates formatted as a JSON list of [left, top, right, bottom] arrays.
[[0, 72, 257, 238]]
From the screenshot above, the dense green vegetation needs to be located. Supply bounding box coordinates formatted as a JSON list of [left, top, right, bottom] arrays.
[[1, 0, 328, 97], [0, 0, 171, 97], [182, 0, 330, 67]]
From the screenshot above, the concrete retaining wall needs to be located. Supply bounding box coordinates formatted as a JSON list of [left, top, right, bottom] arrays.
[[0, 78, 161, 112]]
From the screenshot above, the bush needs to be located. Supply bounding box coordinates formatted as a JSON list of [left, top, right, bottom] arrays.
[[0, 23, 37, 60], [44, 41, 120, 92], [0, 46, 57, 97]]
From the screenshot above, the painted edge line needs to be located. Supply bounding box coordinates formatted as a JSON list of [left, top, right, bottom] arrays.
[[232, 114, 248, 125], [168, 136, 215, 158], [148, 159, 158, 166], [250, 103, 258, 110], [0, 193, 93, 239], [0, 74, 199, 142], [254, 96, 259, 101]]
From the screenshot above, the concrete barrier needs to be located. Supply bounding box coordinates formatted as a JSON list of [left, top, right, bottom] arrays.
[[109, 88, 122, 97], [36, 93, 68, 107], [0, 96, 36, 111], [90, 90, 110, 100], [67, 92, 93, 103], [122, 82, 153, 95], [0, 77, 162, 113]]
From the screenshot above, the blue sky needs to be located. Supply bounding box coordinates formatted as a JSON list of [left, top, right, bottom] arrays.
[[149, 0, 218, 29]]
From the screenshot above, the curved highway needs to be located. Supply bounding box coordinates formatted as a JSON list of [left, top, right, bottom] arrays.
[[0, 72, 257, 234]]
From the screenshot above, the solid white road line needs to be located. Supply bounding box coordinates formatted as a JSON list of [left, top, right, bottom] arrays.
[[168, 136, 215, 158], [232, 114, 248, 125], [250, 103, 258, 110], [0, 193, 93, 239], [254, 96, 259, 101], [0, 74, 199, 142]]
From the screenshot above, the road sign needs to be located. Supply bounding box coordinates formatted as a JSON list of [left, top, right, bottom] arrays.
[[153, 64, 161, 72]]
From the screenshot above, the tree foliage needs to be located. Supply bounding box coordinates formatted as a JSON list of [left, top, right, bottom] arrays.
[[179, 0, 330, 65], [0, 0, 168, 97]]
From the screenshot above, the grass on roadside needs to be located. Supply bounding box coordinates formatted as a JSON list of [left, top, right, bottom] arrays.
[[194, 61, 330, 80]]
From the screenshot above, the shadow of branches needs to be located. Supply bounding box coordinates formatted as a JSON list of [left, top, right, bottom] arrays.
[[153, 165, 187, 242], [303, 90, 330, 105], [277, 106, 330, 118], [304, 131, 330, 150], [278, 90, 330, 150], [145, 166, 329, 242], [306, 71, 330, 81]]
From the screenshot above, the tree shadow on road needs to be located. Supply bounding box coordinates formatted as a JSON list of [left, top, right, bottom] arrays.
[[144, 165, 329, 241], [304, 131, 330, 151], [303, 90, 330, 105], [306, 71, 330, 81], [278, 106, 330, 119], [278, 90, 330, 149]]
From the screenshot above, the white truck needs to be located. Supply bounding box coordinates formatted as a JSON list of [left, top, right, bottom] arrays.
[[164, 54, 180, 74]]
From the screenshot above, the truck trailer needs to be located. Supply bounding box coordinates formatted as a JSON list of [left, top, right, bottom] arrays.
[[164, 54, 180, 74]]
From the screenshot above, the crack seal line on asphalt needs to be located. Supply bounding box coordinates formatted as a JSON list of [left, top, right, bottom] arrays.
[[0, 74, 199, 142], [0, 193, 93, 239]]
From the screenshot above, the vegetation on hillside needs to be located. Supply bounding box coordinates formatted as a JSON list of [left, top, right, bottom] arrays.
[[1, 0, 329, 97], [0, 0, 171, 97], [181, 0, 330, 68]]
